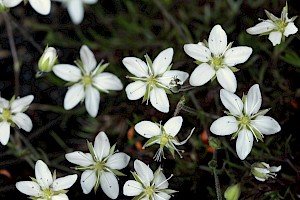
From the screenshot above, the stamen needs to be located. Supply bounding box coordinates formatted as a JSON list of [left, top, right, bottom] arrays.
[[155, 174, 174, 188], [153, 148, 165, 162]]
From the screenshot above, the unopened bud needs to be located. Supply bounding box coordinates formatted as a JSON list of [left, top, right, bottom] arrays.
[[37, 46, 57, 74], [251, 162, 281, 182], [208, 136, 221, 149], [224, 183, 241, 200]]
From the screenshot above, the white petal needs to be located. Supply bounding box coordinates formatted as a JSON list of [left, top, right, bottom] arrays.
[[154, 192, 171, 200], [210, 116, 238, 136], [122, 57, 149, 77], [216, 67, 237, 93], [268, 31, 282, 46], [53, 64, 82, 82], [94, 131, 110, 161], [135, 121, 161, 138], [0, 97, 9, 109], [52, 193, 69, 200], [157, 70, 189, 88], [220, 89, 243, 116], [11, 113, 33, 132], [93, 72, 123, 91], [29, 0, 51, 15], [183, 44, 211, 62], [152, 48, 173, 76], [80, 45, 97, 74], [223, 46, 253, 66], [163, 116, 183, 137], [52, 174, 78, 191], [65, 151, 94, 166], [254, 176, 266, 182], [123, 180, 143, 196], [246, 20, 276, 35], [150, 87, 169, 113], [67, 0, 84, 24], [125, 81, 147, 100], [251, 116, 281, 135], [15, 181, 42, 197], [106, 152, 130, 170], [284, 22, 298, 37], [244, 84, 262, 116], [85, 85, 100, 117], [236, 129, 253, 160], [80, 170, 97, 194], [154, 171, 168, 189], [63, 83, 85, 110], [11, 95, 34, 113], [100, 172, 119, 199], [134, 159, 153, 187], [0, 122, 11, 145], [189, 63, 215, 86], [82, 0, 98, 4], [35, 160, 53, 189], [1, 0, 22, 7], [269, 165, 281, 172], [208, 25, 227, 56]]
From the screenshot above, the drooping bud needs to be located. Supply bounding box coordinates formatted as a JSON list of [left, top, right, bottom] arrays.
[[251, 162, 281, 182], [37, 46, 57, 76], [224, 183, 241, 200]]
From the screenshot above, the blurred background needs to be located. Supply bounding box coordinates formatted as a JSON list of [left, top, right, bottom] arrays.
[[0, 0, 300, 199]]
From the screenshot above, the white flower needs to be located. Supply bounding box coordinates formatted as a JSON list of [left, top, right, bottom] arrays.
[[123, 48, 189, 113], [135, 116, 195, 162], [0, 95, 34, 145], [246, 2, 298, 46], [251, 162, 281, 182], [123, 159, 177, 200], [1, 0, 51, 15], [210, 84, 281, 160], [65, 131, 130, 199], [52, 0, 98, 24], [38, 46, 58, 74], [53, 45, 123, 117], [16, 160, 77, 199], [184, 24, 253, 93]]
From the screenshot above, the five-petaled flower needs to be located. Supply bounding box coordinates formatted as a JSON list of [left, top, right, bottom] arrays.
[[53, 45, 123, 117], [16, 160, 77, 200], [251, 162, 281, 182], [123, 159, 177, 200], [0, 95, 34, 145], [184, 24, 253, 93], [1, 0, 51, 15], [65, 131, 130, 199], [246, 2, 298, 46], [135, 116, 195, 162], [210, 84, 281, 160], [123, 47, 189, 113]]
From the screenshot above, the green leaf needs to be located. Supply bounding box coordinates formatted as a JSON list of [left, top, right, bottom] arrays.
[[280, 50, 300, 68]]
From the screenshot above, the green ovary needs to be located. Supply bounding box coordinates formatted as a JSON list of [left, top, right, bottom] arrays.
[[82, 75, 92, 85], [94, 161, 105, 172], [240, 116, 250, 126], [2, 109, 11, 121], [160, 135, 169, 147], [212, 57, 223, 70], [145, 186, 154, 197]]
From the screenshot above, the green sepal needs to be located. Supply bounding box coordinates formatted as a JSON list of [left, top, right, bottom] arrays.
[[168, 146, 175, 158], [210, 74, 217, 82], [248, 125, 264, 142], [166, 64, 173, 71], [224, 111, 234, 116], [93, 84, 109, 94], [229, 66, 240, 72], [164, 88, 172, 95], [143, 136, 160, 148], [9, 95, 16, 105], [254, 108, 270, 117], [53, 170, 57, 181], [87, 140, 97, 160], [281, 2, 288, 21], [64, 81, 77, 87], [265, 9, 278, 22], [94, 171, 101, 194], [159, 188, 178, 194], [202, 39, 209, 47], [133, 192, 147, 200], [290, 15, 298, 22], [110, 169, 127, 176], [231, 131, 239, 140], [153, 165, 162, 180], [74, 59, 84, 72], [144, 54, 153, 67], [194, 60, 204, 65], [142, 84, 151, 103], [131, 171, 145, 187], [29, 176, 38, 183], [109, 143, 117, 156], [95, 63, 109, 75]]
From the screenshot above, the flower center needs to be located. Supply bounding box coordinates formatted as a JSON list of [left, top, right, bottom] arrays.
[[275, 20, 286, 33], [2, 108, 11, 121], [147, 75, 157, 86], [160, 134, 169, 147], [240, 116, 250, 126], [212, 57, 223, 70], [145, 186, 154, 196], [42, 188, 54, 199], [82, 75, 92, 85], [94, 161, 106, 171]]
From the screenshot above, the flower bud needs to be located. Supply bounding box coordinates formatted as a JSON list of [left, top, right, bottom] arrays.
[[38, 46, 57, 73], [224, 183, 241, 200], [251, 162, 281, 182], [208, 136, 221, 149]]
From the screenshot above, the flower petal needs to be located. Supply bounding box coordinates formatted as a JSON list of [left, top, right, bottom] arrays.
[[1, 0, 22, 7], [220, 89, 243, 116], [80, 170, 97, 194], [269, 165, 281, 173], [11, 95, 34, 113], [251, 116, 281, 135], [236, 128, 254, 160], [35, 160, 53, 189], [246, 20, 276, 35], [189, 63, 215, 86], [157, 70, 189, 88], [208, 25, 227, 56], [15, 181, 42, 197], [0, 121, 11, 145], [94, 131, 110, 161], [85, 85, 100, 117], [183, 43, 211, 62], [100, 172, 119, 199], [122, 57, 149, 77], [134, 159, 153, 187], [268, 31, 282, 46], [29, 0, 51, 15], [216, 67, 237, 93], [152, 48, 173, 76], [154, 171, 168, 189], [154, 192, 171, 200], [284, 22, 298, 37], [123, 180, 143, 196], [52, 193, 69, 200], [93, 72, 123, 91], [63, 83, 85, 110], [65, 151, 94, 166], [210, 116, 239, 136], [244, 84, 262, 116], [52, 174, 78, 191], [67, 0, 84, 24], [223, 47, 253, 66], [106, 152, 130, 170], [80, 45, 97, 73], [53, 64, 82, 82], [82, 0, 98, 4], [11, 113, 33, 132], [163, 116, 183, 137], [125, 81, 147, 100], [150, 87, 169, 113], [0, 97, 9, 109], [135, 121, 161, 138]]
